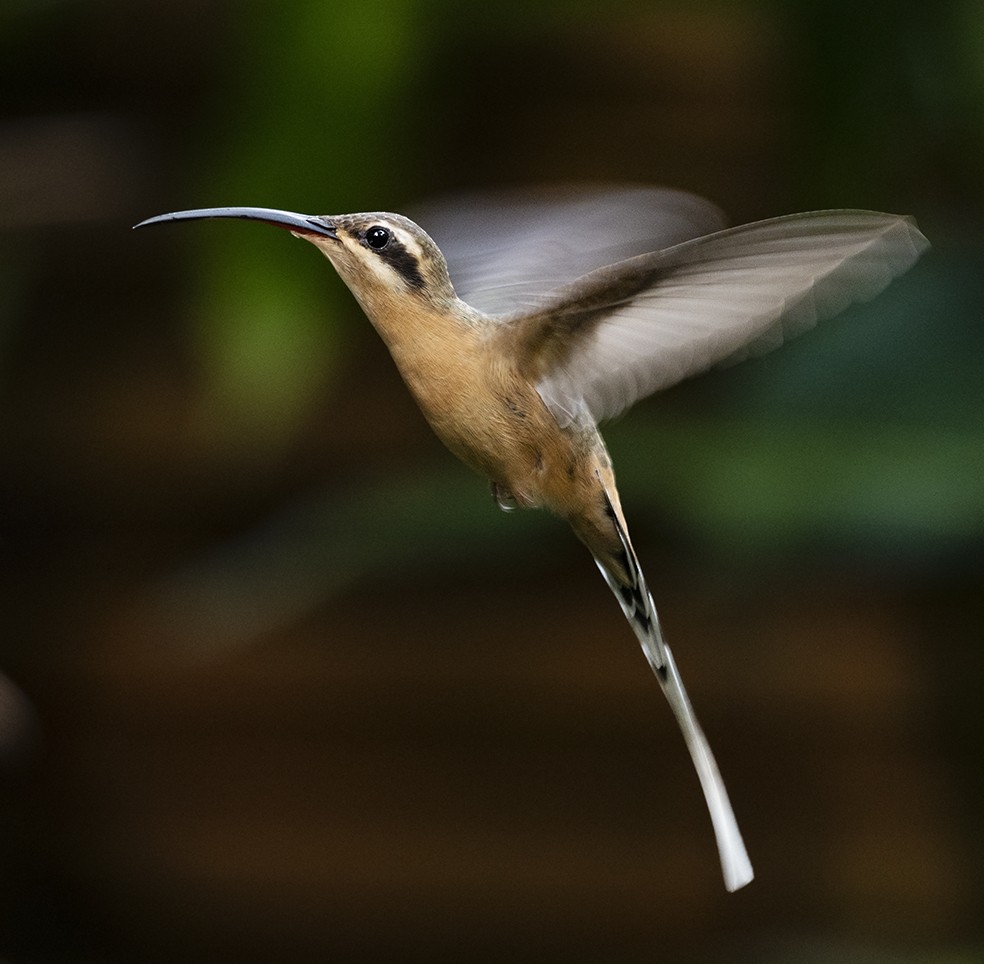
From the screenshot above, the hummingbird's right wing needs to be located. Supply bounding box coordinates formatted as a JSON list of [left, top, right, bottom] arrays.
[[521, 210, 929, 427], [412, 186, 728, 317]]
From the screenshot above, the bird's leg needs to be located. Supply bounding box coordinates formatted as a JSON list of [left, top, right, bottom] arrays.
[[491, 481, 519, 513]]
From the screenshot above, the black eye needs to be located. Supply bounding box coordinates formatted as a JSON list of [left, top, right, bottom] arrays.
[[364, 226, 391, 250]]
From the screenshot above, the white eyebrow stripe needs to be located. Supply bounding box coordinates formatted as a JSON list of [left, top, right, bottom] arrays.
[[392, 225, 424, 263]]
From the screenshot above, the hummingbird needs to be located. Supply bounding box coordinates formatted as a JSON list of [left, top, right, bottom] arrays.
[[135, 186, 928, 892]]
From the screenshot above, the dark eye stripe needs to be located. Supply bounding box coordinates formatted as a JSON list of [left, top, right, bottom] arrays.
[[377, 237, 426, 290]]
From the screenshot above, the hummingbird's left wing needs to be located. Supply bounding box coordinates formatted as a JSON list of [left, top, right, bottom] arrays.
[[413, 186, 728, 317], [522, 210, 929, 426]]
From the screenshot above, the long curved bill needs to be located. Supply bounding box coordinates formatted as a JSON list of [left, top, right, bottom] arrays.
[[133, 206, 337, 239]]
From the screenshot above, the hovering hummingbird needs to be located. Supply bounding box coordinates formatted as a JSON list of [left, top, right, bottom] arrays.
[[135, 186, 929, 891]]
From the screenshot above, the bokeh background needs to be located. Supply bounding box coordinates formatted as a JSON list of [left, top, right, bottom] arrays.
[[2, 1, 982, 961]]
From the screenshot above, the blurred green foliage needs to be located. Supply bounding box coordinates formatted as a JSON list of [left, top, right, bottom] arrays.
[[188, 0, 425, 442]]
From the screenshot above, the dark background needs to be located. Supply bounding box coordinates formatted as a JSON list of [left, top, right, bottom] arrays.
[[1, 1, 982, 961]]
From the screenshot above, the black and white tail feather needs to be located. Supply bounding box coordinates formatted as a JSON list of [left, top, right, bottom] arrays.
[[597, 486, 754, 892]]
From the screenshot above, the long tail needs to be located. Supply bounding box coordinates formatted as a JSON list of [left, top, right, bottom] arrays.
[[594, 487, 753, 892]]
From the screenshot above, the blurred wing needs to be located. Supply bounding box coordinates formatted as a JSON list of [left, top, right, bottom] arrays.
[[411, 186, 728, 316], [529, 211, 929, 426]]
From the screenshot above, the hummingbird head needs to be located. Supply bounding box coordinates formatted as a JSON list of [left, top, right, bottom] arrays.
[[133, 206, 459, 314], [317, 211, 458, 314]]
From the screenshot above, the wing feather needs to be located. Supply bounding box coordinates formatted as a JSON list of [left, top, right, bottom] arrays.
[[529, 211, 929, 426]]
